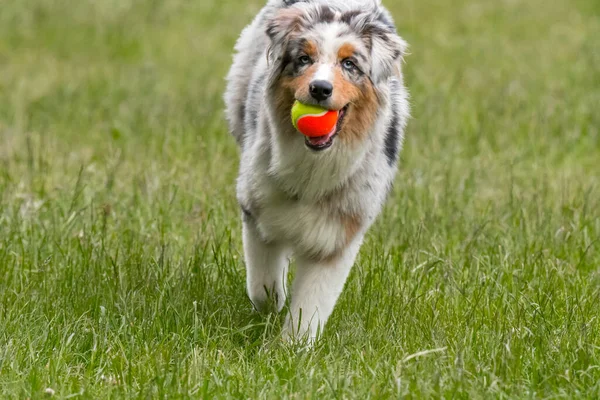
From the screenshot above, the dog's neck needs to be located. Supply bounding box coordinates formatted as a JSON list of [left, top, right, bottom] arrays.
[[266, 124, 371, 201]]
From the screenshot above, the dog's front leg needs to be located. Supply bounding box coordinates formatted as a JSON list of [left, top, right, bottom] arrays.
[[242, 218, 289, 313], [283, 235, 364, 343]]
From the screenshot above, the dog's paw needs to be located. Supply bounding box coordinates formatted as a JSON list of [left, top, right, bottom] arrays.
[[249, 288, 285, 314]]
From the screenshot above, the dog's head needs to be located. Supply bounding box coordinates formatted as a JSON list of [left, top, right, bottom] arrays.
[[266, 1, 407, 152]]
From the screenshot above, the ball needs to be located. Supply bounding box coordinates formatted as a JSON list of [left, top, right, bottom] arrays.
[[291, 101, 339, 138]]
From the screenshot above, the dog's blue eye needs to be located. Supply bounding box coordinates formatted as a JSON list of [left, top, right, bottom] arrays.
[[342, 59, 356, 71], [298, 56, 311, 65]]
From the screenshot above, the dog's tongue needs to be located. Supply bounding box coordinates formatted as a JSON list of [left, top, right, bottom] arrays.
[[306, 130, 335, 146]]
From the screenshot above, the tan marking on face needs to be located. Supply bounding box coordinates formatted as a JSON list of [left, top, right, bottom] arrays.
[[303, 40, 318, 59], [272, 64, 319, 136], [272, 83, 296, 136], [331, 69, 379, 145], [337, 43, 356, 60], [278, 64, 318, 104], [331, 68, 361, 109]]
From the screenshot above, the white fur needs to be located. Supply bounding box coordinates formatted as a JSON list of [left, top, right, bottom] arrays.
[[284, 234, 365, 341], [243, 220, 289, 312], [313, 63, 333, 82], [225, 0, 410, 343]]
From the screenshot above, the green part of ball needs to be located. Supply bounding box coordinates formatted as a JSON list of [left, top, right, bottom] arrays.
[[291, 101, 329, 129]]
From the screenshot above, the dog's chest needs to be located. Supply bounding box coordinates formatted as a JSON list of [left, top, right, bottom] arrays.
[[251, 183, 347, 257]]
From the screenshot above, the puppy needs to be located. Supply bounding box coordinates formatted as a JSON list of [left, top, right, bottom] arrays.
[[225, 0, 409, 342]]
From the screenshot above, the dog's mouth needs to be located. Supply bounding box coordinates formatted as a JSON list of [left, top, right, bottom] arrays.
[[304, 105, 349, 152]]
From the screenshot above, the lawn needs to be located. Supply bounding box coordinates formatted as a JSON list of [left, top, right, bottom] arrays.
[[1, 0, 599, 398]]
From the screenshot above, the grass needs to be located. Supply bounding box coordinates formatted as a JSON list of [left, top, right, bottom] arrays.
[[1, 0, 599, 398]]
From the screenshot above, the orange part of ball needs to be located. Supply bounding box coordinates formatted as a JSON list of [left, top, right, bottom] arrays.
[[296, 110, 339, 137]]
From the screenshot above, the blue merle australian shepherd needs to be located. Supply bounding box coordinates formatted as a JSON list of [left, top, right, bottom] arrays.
[[225, 0, 409, 343]]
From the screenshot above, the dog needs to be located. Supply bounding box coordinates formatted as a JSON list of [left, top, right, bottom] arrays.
[[225, 0, 409, 342]]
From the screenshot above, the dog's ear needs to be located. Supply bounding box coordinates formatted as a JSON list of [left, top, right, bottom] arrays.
[[266, 7, 305, 63], [349, 12, 407, 83], [368, 26, 408, 83]]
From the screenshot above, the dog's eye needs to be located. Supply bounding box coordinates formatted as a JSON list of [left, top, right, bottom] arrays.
[[298, 55, 312, 66], [342, 59, 357, 71]]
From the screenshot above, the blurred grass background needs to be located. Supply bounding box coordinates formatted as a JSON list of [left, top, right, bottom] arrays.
[[1, 0, 599, 398]]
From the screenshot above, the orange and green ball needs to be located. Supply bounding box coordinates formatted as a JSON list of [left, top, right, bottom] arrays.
[[291, 101, 339, 138]]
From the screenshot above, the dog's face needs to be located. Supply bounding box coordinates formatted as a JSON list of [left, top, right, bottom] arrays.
[[267, 3, 407, 152]]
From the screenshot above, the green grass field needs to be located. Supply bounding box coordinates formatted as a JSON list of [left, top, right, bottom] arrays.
[[1, 0, 599, 398]]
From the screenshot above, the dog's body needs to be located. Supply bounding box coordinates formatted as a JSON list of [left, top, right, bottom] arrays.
[[225, 0, 409, 341]]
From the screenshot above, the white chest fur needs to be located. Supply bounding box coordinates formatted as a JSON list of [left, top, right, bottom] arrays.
[[254, 184, 348, 258]]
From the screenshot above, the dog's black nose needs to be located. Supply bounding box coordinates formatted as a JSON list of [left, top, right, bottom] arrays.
[[309, 80, 333, 101]]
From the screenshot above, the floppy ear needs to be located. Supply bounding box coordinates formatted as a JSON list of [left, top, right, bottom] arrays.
[[346, 11, 408, 83], [369, 28, 408, 83], [266, 7, 305, 63]]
